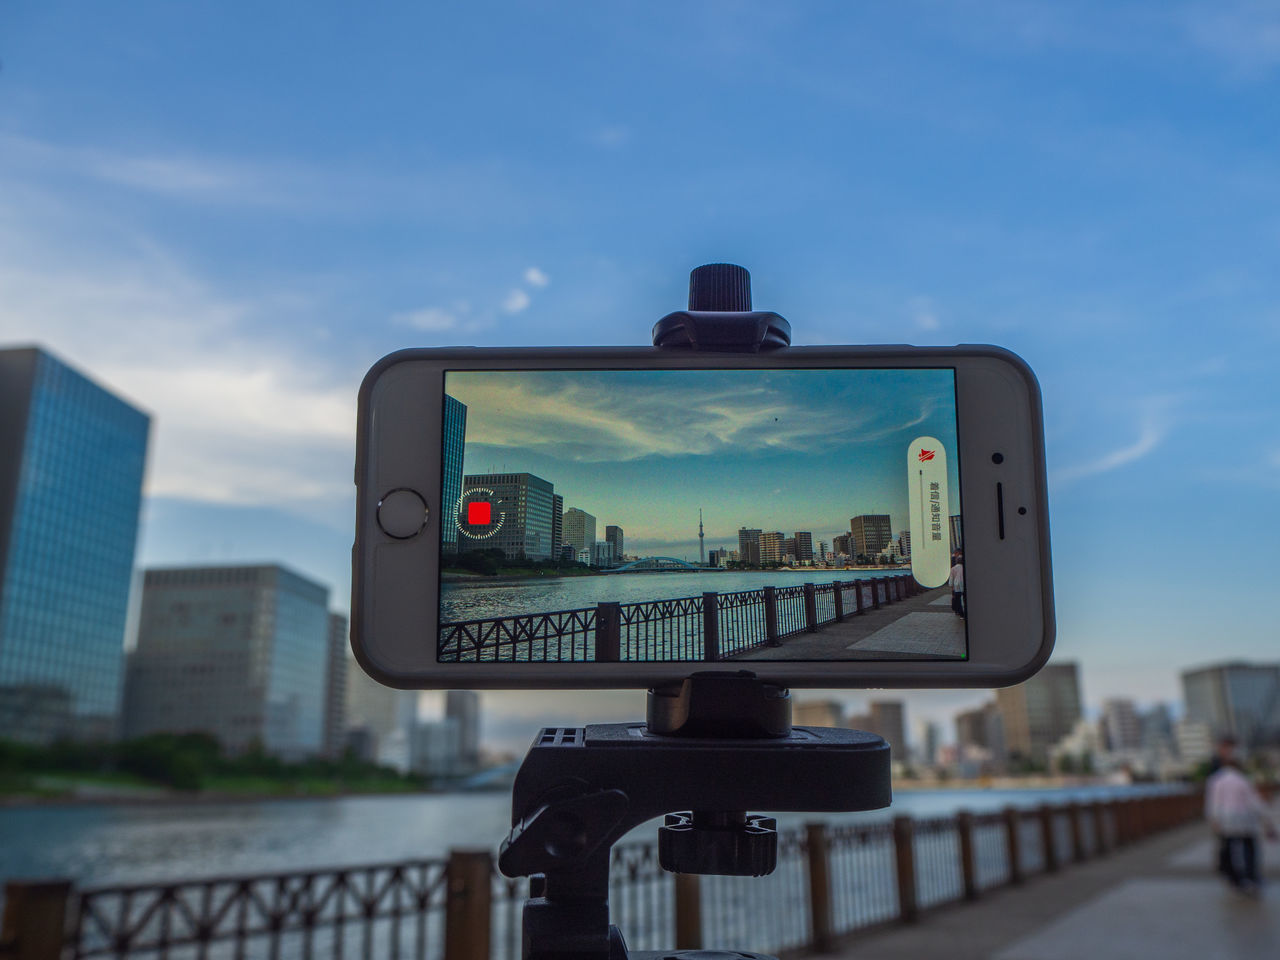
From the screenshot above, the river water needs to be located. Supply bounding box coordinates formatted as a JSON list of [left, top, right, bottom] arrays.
[[441, 568, 906, 622], [0, 784, 1178, 891]]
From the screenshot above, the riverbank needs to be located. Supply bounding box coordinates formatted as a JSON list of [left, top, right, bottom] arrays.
[[0, 773, 435, 809]]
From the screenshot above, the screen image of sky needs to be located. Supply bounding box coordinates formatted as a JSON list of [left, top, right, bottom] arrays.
[[446, 368, 961, 558]]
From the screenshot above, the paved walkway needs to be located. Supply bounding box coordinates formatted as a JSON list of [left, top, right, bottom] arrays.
[[821, 811, 1280, 960], [736, 586, 965, 660]]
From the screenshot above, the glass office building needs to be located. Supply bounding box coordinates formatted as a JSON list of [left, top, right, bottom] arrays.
[[441, 395, 467, 553], [0, 347, 150, 743], [124, 565, 331, 758]]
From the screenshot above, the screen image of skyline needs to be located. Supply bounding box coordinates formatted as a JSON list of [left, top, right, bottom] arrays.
[[444, 367, 962, 555]]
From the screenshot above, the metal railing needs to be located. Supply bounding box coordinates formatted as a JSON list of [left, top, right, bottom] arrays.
[[0, 791, 1206, 960], [438, 574, 922, 662]]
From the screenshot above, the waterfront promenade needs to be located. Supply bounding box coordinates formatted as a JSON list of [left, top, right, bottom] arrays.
[[736, 585, 964, 660], [826, 804, 1280, 960]]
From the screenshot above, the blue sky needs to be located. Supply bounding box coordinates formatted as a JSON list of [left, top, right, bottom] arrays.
[[450, 368, 960, 555], [2, 2, 1278, 745]]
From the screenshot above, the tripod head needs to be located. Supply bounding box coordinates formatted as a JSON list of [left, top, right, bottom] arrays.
[[498, 266, 892, 960]]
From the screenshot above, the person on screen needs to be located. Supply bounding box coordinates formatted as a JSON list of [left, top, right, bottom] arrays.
[[1206, 737, 1277, 897], [948, 553, 965, 619]]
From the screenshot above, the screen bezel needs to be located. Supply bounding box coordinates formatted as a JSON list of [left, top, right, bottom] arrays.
[[353, 344, 1054, 689]]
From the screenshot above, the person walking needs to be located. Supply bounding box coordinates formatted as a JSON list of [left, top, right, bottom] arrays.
[[948, 553, 965, 618], [1205, 737, 1277, 897]]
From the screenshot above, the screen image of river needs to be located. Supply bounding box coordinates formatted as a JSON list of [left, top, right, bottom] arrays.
[[436, 369, 968, 663]]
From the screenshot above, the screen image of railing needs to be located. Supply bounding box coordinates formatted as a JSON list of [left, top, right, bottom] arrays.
[[0, 791, 1203, 960], [438, 576, 919, 662]]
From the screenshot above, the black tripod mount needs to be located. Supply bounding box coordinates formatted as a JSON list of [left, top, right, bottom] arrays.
[[497, 266, 894, 960]]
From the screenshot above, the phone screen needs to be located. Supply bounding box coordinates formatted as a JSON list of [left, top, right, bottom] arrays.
[[437, 368, 966, 663]]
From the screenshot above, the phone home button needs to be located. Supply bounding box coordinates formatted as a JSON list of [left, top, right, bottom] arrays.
[[377, 488, 429, 539]]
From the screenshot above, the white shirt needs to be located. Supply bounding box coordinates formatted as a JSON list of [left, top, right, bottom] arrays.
[[949, 564, 964, 592], [1206, 766, 1271, 836]]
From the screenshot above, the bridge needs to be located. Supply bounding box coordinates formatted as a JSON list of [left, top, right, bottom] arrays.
[[607, 556, 706, 572]]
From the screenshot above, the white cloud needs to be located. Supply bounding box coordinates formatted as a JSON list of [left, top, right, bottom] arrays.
[[0, 190, 359, 522], [1053, 399, 1173, 486], [523, 267, 550, 288], [392, 306, 459, 332], [908, 296, 941, 332], [502, 288, 532, 314], [587, 125, 632, 149], [1181, 1, 1280, 78]]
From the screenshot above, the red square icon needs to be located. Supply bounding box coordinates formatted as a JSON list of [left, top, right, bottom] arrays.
[[467, 501, 491, 526]]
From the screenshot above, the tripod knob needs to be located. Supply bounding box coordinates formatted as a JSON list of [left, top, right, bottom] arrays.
[[658, 812, 777, 877]]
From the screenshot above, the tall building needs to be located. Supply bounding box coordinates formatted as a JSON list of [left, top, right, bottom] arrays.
[[323, 614, 349, 759], [949, 515, 963, 554], [922, 721, 941, 767], [445, 690, 481, 771], [792, 532, 814, 563], [996, 662, 1083, 765], [605, 525, 625, 562], [849, 515, 892, 559], [955, 700, 1006, 769], [346, 660, 416, 764], [0, 347, 150, 743], [870, 701, 907, 761], [563, 508, 597, 556], [898, 530, 912, 558], [124, 565, 330, 759], [460, 473, 556, 560], [440, 395, 467, 553], [551, 494, 564, 556], [410, 718, 461, 778], [736, 528, 761, 566], [793, 700, 844, 727], [1101, 698, 1142, 752], [1182, 662, 1280, 750], [759, 531, 786, 564], [832, 533, 852, 558]]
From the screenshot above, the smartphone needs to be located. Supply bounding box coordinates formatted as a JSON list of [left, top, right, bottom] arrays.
[[352, 345, 1053, 689]]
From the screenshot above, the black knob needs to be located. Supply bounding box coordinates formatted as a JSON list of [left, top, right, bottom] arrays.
[[688, 264, 752, 312], [658, 811, 777, 877]]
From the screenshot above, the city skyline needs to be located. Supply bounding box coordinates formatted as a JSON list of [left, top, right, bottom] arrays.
[[447, 369, 961, 554]]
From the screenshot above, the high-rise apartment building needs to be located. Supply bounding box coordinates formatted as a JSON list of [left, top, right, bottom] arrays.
[[323, 613, 349, 759], [0, 347, 150, 743], [792, 532, 814, 563], [441, 395, 467, 553], [1182, 662, 1280, 750], [922, 721, 941, 767], [445, 690, 481, 771], [849, 515, 892, 559], [870, 701, 907, 760], [551, 494, 564, 555], [898, 530, 912, 558], [832, 534, 852, 558], [563, 508, 597, 556], [759, 531, 786, 564], [1101, 698, 1143, 752], [737, 528, 762, 566], [124, 565, 330, 758], [605, 525, 625, 561], [996, 662, 1082, 764], [955, 700, 1007, 768], [460, 473, 556, 560]]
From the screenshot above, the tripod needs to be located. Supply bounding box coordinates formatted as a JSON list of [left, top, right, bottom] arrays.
[[497, 266, 894, 960]]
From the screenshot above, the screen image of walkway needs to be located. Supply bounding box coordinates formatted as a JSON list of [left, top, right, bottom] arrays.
[[438, 368, 966, 663]]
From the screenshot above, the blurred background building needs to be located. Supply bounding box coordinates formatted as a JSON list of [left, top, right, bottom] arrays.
[[0, 347, 149, 744], [123, 565, 332, 760]]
